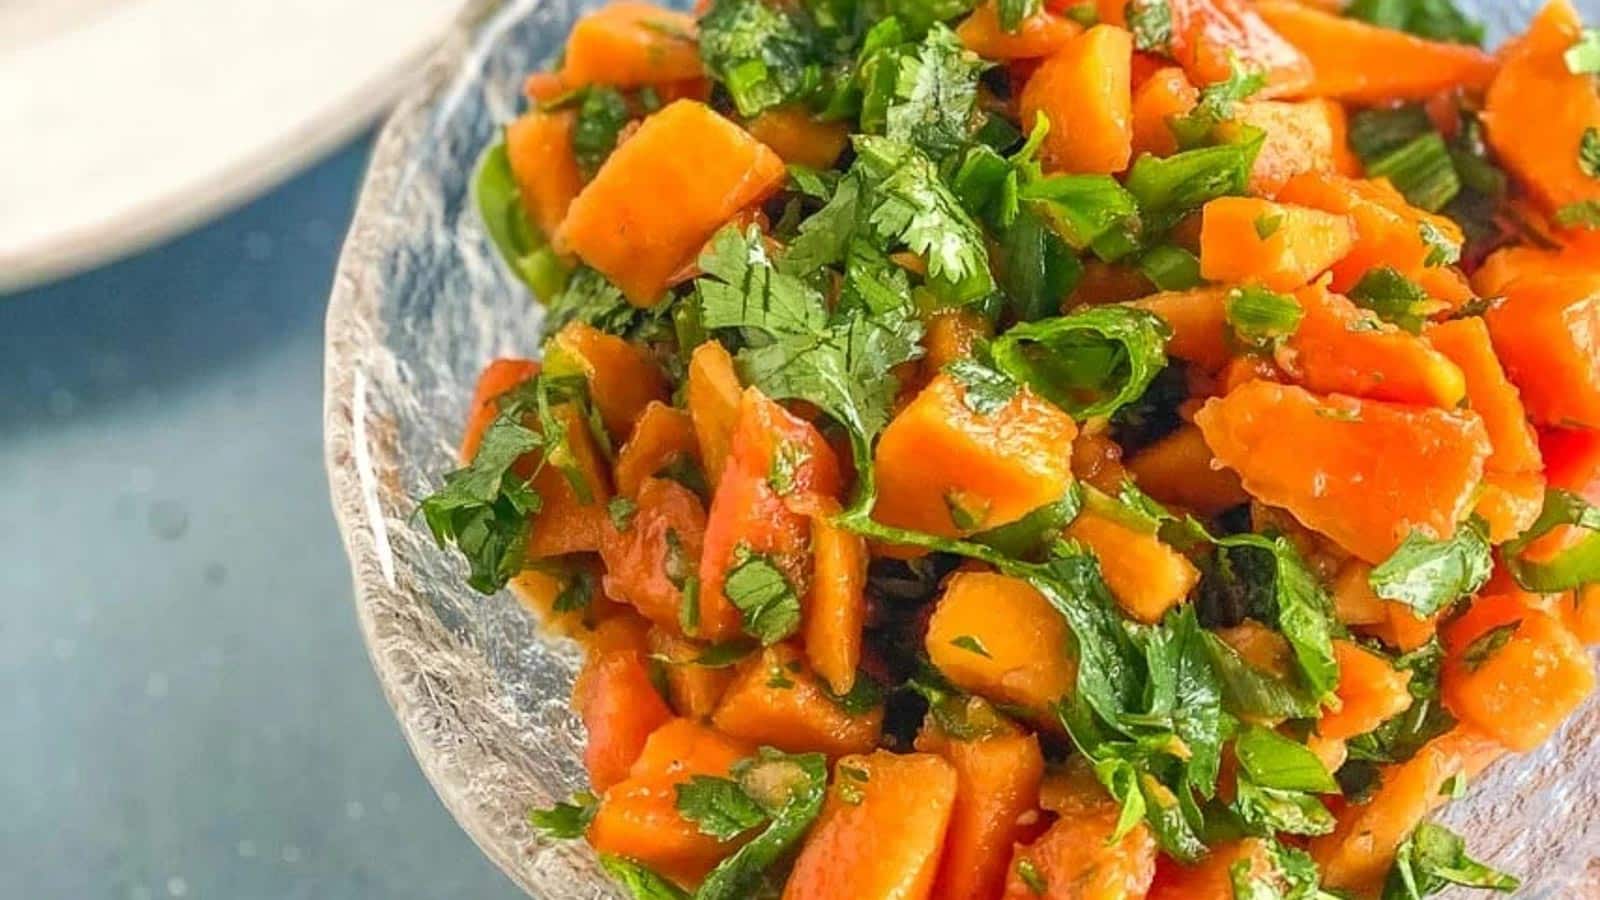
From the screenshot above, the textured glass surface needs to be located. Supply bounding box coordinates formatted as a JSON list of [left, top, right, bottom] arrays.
[[324, 1, 1599, 896]]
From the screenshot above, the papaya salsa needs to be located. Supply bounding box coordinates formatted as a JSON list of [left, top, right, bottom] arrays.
[[424, 0, 1600, 895]]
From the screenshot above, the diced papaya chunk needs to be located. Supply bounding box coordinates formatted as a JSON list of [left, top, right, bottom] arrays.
[[874, 374, 1078, 539], [791, 494, 868, 696], [1255, 1, 1497, 102], [783, 752, 958, 900], [1232, 99, 1340, 196], [916, 721, 1046, 900], [527, 401, 614, 558], [687, 340, 743, 491], [1065, 504, 1200, 624], [1127, 286, 1232, 372], [547, 321, 669, 442], [712, 644, 883, 756], [1148, 839, 1274, 900], [744, 106, 850, 170], [1309, 727, 1504, 892], [1166, 0, 1314, 98], [599, 477, 707, 633], [926, 572, 1078, 720], [920, 308, 993, 385], [588, 719, 753, 887], [505, 110, 583, 238], [1280, 282, 1467, 409], [1559, 583, 1600, 644], [1424, 317, 1541, 475], [1275, 171, 1464, 294], [1018, 25, 1133, 174], [1483, 271, 1600, 428], [958, 1, 1083, 59], [557, 100, 786, 304], [1195, 381, 1491, 563], [574, 650, 675, 791], [1001, 782, 1158, 899], [559, 2, 702, 88], [647, 628, 734, 719], [1473, 245, 1594, 298], [1127, 424, 1249, 516], [1541, 426, 1600, 503], [1130, 66, 1198, 159], [1473, 469, 1547, 543], [1441, 593, 1596, 752], [699, 388, 842, 641], [459, 358, 540, 463], [1318, 639, 1412, 740], [1199, 197, 1354, 291], [1483, 0, 1600, 221], [614, 402, 700, 498], [1362, 600, 1440, 653]]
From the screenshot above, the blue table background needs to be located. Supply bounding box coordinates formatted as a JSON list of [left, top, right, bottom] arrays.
[[1, 138, 523, 899]]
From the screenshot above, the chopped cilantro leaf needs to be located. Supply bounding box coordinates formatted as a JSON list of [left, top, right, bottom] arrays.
[[1225, 285, 1303, 350], [528, 791, 598, 839], [697, 750, 828, 900], [724, 549, 803, 644], [1348, 267, 1439, 334], [1368, 516, 1491, 617], [950, 634, 993, 658], [885, 24, 987, 162], [1555, 200, 1600, 229], [1346, 0, 1485, 46], [674, 775, 770, 841], [1581, 127, 1600, 179], [944, 358, 1019, 416], [699, 0, 824, 117], [1125, 0, 1172, 52], [419, 414, 544, 595], [1565, 27, 1600, 75], [1383, 822, 1519, 899], [607, 496, 638, 531], [997, 0, 1042, 30], [989, 305, 1172, 419], [571, 86, 630, 178]]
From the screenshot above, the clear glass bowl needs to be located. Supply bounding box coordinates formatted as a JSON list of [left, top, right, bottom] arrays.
[[323, 0, 1599, 895]]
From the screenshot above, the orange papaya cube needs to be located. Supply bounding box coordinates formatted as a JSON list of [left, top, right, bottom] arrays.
[[959, 1, 1084, 59], [698, 388, 842, 642], [1065, 505, 1200, 624], [1126, 424, 1249, 516], [1148, 839, 1274, 900], [459, 358, 539, 463], [1001, 786, 1158, 899], [1541, 425, 1600, 503], [547, 321, 669, 442], [1255, 1, 1497, 103], [1484, 0, 1600, 221], [598, 477, 708, 633], [1473, 469, 1546, 543], [743, 106, 850, 170], [711, 643, 883, 757], [559, 1, 703, 88], [1127, 285, 1232, 372], [613, 402, 700, 498], [556, 100, 786, 304], [1331, 561, 1387, 626], [1362, 600, 1441, 653], [588, 719, 754, 887], [926, 572, 1078, 720], [783, 752, 959, 900], [1018, 25, 1133, 174], [1559, 583, 1600, 645], [1441, 593, 1596, 752], [1317, 639, 1412, 740], [1194, 381, 1491, 563], [915, 722, 1046, 900], [788, 494, 869, 696], [505, 110, 583, 238], [920, 308, 993, 385], [574, 650, 675, 791], [1130, 66, 1198, 159], [1275, 172, 1463, 293], [686, 340, 743, 491], [1310, 727, 1504, 892], [1424, 317, 1541, 474], [1280, 282, 1467, 409], [1167, 0, 1314, 98], [527, 401, 614, 558], [873, 374, 1078, 539], [1231, 99, 1339, 196], [647, 628, 734, 719], [1484, 271, 1600, 428], [1198, 197, 1354, 291], [1472, 246, 1593, 298]]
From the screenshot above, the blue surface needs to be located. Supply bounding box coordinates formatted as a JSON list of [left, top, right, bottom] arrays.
[[0, 138, 522, 900]]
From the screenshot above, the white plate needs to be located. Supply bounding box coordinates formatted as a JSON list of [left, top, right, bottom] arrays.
[[0, 0, 465, 292]]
